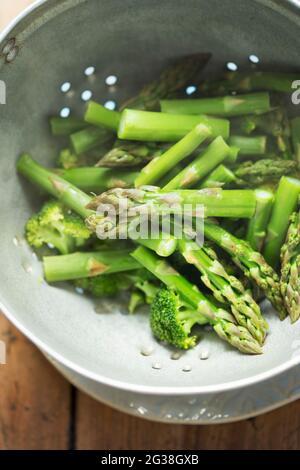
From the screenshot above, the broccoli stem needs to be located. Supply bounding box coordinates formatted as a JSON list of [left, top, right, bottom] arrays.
[[229, 135, 267, 155], [246, 189, 274, 251], [134, 124, 211, 187], [70, 126, 113, 155], [204, 221, 286, 318], [50, 117, 86, 136], [56, 167, 139, 193], [199, 164, 236, 188], [43, 250, 140, 282], [263, 176, 300, 268], [85, 102, 121, 131], [160, 92, 271, 117], [118, 109, 230, 142], [121, 52, 211, 111], [291, 117, 300, 165], [17, 154, 92, 218], [132, 246, 262, 354], [163, 136, 231, 190]]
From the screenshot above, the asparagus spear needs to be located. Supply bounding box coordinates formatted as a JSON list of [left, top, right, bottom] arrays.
[[163, 136, 232, 190], [50, 117, 86, 136], [70, 126, 114, 155], [85, 102, 121, 131], [160, 92, 271, 117], [246, 189, 274, 251], [132, 246, 262, 354], [177, 239, 268, 344], [280, 210, 300, 323], [56, 167, 139, 193], [231, 108, 288, 136], [233, 159, 298, 187], [43, 250, 140, 282], [121, 52, 211, 111], [96, 141, 168, 168], [199, 164, 236, 189], [17, 154, 92, 218], [264, 176, 300, 268], [118, 109, 230, 142], [204, 221, 286, 319], [291, 117, 300, 164], [229, 135, 267, 155], [135, 124, 211, 187], [136, 234, 177, 257]]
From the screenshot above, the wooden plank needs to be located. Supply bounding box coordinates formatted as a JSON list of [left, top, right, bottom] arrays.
[[0, 313, 71, 450], [75, 390, 300, 450]]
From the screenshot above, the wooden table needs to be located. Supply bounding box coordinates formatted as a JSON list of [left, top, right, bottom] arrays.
[[1, 1, 300, 451]]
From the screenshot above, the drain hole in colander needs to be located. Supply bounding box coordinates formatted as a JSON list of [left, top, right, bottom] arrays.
[[105, 75, 118, 86], [60, 107, 71, 118], [249, 54, 260, 64], [185, 85, 197, 95], [81, 90, 93, 102], [226, 61, 238, 71], [104, 100, 117, 110], [60, 82, 71, 93], [84, 66, 96, 76]]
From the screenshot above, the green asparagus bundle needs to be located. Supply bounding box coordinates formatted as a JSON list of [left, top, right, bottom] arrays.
[[96, 140, 168, 167], [280, 210, 300, 323], [204, 221, 286, 319]]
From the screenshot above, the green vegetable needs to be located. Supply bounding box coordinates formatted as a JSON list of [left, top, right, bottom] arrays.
[[233, 159, 298, 187], [246, 189, 274, 251], [229, 135, 267, 155], [50, 117, 86, 136], [85, 102, 121, 131], [199, 164, 236, 189], [70, 126, 113, 155]]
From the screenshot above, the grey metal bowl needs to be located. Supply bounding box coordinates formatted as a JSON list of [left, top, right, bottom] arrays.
[[1, 0, 300, 409]]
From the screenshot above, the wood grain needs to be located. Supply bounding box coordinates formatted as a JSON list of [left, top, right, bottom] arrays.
[[0, 313, 71, 450], [75, 390, 300, 450]]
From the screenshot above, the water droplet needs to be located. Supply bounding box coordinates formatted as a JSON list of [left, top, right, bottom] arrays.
[[140, 346, 154, 356], [178, 412, 185, 418], [226, 62, 238, 71], [61, 82, 71, 93], [22, 261, 33, 274], [104, 100, 117, 110], [81, 90, 93, 102], [182, 365, 192, 372], [199, 408, 206, 415], [60, 107, 71, 118], [75, 287, 84, 295], [6, 46, 19, 63], [84, 66, 96, 76], [165, 413, 172, 419], [105, 75, 118, 86], [137, 406, 147, 415], [249, 54, 259, 64], [170, 351, 181, 360], [188, 398, 197, 405], [200, 350, 209, 360], [13, 236, 22, 247], [152, 362, 162, 370], [186, 85, 197, 95]]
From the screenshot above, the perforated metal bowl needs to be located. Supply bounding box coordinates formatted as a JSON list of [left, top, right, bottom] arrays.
[[1, 0, 300, 421]]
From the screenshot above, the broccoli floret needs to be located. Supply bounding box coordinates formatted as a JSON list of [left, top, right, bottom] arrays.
[[150, 287, 202, 349], [75, 273, 135, 297], [57, 149, 81, 169], [26, 200, 91, 254]]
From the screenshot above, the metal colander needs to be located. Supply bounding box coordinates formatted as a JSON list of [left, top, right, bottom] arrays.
[[1, 0, 300, 421]]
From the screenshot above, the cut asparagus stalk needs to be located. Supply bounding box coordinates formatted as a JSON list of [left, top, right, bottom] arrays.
[[136, 235, 177, 257], [132, 246, 262, 354], [264, 176, 300, 268], [17, 154, 93, 218], [199, 164, 236, 188], [291, 117, 300, 164], [50, 117, 86, 136], [280, 211, 300, 323], [246, 189, 274, 251], [233, 159, 298, 187], [56, 167, 139, 193], [43, 250, 140, 282], [229, 135, 267, 155], [70, 126, 113, 155], [204, 221, 286, 319], [177, 239, 268, 344], [118, 109, 230, 142], [85, 102, 121, 131], [163, 136, 231, 190], [121, 52, 211, 111], [160, 92, 271, 117], [231, 108, 288, 136], [135, 124, 211, 187], [97, 141, 168, 168]]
